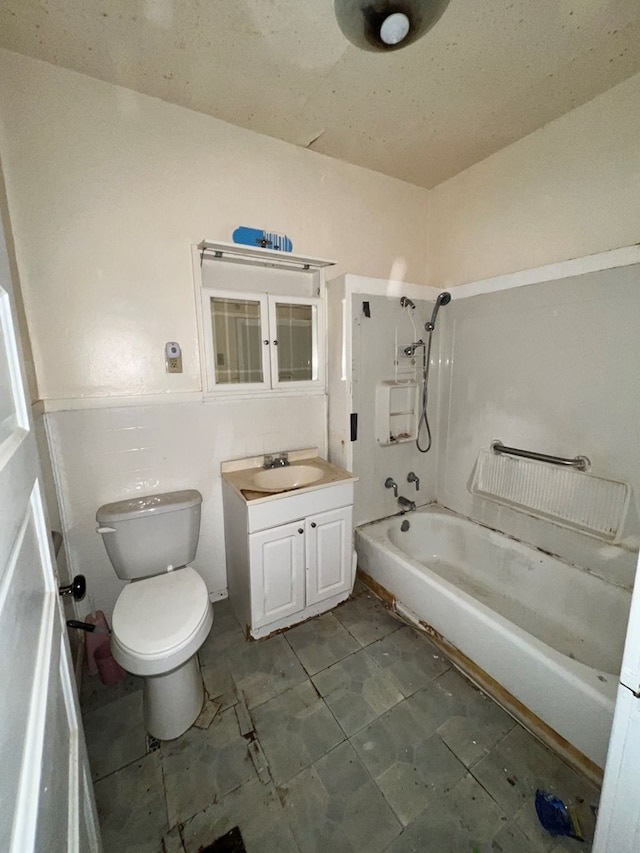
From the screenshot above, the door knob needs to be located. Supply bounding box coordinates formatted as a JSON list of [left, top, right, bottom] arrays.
[[58, 574, 87, 601]]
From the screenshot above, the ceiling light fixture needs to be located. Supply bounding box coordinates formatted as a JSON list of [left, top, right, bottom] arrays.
[[334, 0, 451, 52]]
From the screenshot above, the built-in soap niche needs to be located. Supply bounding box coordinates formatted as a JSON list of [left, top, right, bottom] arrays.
[[375, 381, 418, 445]]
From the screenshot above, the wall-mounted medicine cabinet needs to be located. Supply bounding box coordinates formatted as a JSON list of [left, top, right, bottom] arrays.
[[194, 241, 334, 396]]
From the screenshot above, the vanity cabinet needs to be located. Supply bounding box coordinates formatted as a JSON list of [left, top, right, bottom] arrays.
[[222, 468, 355, 639]]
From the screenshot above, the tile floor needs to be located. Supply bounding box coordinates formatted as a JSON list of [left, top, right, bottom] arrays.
[[81, 580, 600, 853]]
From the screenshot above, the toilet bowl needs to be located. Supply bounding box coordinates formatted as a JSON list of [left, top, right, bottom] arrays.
[[96, 490, 213, 740]]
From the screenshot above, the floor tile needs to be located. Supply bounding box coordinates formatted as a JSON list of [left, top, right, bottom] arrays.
[[285, 612, 360, 675], [491, 822, 545, 853], [436, 686, 516, 767], [84, 689, 147, 781], [471, 725, 599, 851], [312, 648, 405, 736], [251, 681, 345, 784], [199, 599, 245, 667], [333, 591, 402, 647], [441, 773, 508, 842], [162, 707, 256, 827], [352, 702, 467, 826], [351, 576, 370, 597], [80, 587, 600, 853], [366, 626, 450, 697], [201, 660, 238, 711], [282, 741, 402, 853], [386, 771, 510, 850], [403, 670, 474, 735], [94, 752, 167, 853], [229, 633, 308, 709], [181, 778, 299, 853], [382, 808, 474, 853], [161, 825, 185, 853], [80, 670, 142, 715]]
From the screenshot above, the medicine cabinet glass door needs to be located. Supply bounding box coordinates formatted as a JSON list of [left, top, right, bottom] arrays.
[[268, 296, 320, 389], [203, 290, 323, 393]]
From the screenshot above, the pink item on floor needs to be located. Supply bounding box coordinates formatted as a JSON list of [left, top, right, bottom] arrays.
[[84, 610, 110, 676], [94, 643, 126, 685]]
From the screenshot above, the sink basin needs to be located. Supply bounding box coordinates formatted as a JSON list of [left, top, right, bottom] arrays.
[[250, 464, 325, 493]]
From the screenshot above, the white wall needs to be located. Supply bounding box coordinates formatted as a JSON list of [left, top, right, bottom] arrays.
[[428, 72, 640, 288], [437, 262, 640, 588], [0, 50, 431, 402], [0, 50, 432, 618]]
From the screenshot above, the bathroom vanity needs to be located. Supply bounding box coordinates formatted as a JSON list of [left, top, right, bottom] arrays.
[[221, 449, 357, 639]]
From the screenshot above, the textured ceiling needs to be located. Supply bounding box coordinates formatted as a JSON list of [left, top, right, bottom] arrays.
[[1, 0, 640, 188]]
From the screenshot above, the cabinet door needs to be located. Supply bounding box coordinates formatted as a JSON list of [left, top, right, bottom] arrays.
[[268, 295, 324, 391], [203, 290, 270, 392], [249, 521, 305, 629], [306, 506, 353, 606]]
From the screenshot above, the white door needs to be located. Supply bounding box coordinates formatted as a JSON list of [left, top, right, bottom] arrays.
[[593, 548, 640, 852], [0, 221, 100, 850], [305, 506, 353, 606], [249, 521, 305, 629]]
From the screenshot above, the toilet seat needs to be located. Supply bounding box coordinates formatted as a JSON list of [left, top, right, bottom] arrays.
[[112, 567, 213, 676]]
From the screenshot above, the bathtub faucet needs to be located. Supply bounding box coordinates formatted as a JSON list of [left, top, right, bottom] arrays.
[[407, 471, 420, 491], [398, 496, 416, 512], [384, 477, 398, 497]]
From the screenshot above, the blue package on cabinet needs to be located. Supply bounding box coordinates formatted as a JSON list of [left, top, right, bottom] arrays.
[[233, 226, 292, 252]]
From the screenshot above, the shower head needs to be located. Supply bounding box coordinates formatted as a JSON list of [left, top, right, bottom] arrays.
[[425, 291, 451, 332], [400, 296, 416, 309]]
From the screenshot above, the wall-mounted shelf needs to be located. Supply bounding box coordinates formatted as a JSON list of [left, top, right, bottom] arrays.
[[375, 381, 418, 445], [198, 240, 335, 273]]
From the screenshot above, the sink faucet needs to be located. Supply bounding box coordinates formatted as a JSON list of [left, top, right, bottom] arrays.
[[407, 471, 420, 491], [263, 452, 289, 469], [385, 477, 398, 497], [398, 496, 416, 512]]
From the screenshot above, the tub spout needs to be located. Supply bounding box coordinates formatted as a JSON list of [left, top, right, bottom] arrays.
[[398, 496, 416, 512]]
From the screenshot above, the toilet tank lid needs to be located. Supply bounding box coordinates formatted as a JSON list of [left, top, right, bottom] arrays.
[[96, 489, 202, 523]]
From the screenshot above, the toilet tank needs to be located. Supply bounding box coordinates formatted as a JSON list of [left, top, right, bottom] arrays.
[[96, 490, 202, 580]]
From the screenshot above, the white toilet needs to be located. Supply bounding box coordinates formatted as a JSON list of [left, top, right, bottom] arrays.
[[96, 489, 213, 740]]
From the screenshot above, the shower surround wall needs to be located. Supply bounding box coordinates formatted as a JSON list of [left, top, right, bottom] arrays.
[[327, 277, 442, 527], [436, 259, 640, 589]]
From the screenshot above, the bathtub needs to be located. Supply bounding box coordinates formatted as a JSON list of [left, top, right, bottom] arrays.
[[355, 505, 631, 771]]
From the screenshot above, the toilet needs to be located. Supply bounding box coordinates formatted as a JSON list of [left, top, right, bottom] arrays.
[[96, 489, 213, 740]]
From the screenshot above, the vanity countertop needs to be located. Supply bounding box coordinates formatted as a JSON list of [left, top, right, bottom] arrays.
[[221, 448, 357, 504]]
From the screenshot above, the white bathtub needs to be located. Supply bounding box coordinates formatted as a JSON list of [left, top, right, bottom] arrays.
[[355, 505, 632, 769]]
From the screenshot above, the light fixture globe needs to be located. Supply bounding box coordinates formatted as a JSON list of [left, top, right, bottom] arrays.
[[334, 0, 451, 52]]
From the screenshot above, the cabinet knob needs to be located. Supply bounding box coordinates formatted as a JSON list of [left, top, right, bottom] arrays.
[[263, 340, 269, 345], [273, 340, 278, 346], [298, 528, 304, 534], [310, 522, 317, 528]]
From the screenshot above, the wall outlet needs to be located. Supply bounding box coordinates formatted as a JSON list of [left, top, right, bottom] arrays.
[[165, 342, 183, 373]]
